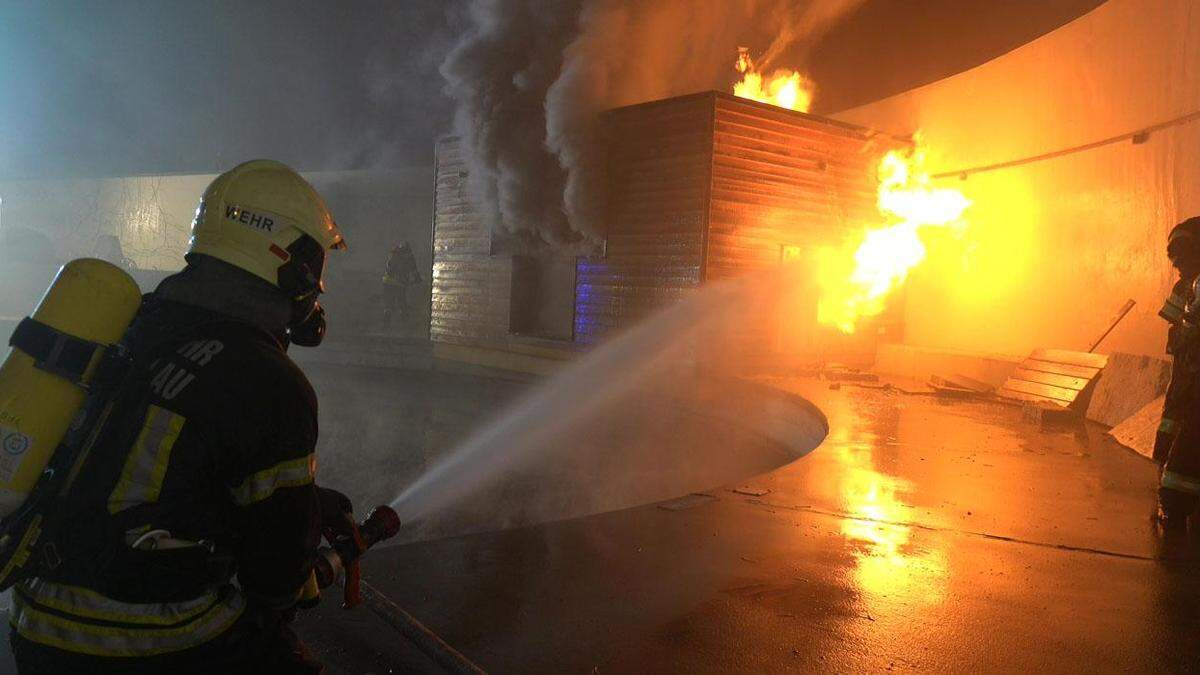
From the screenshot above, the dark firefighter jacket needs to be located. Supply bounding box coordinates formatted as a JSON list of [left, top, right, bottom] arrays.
[[382, 247, 420, 286], [1158, 276, 1197, 462], [1159, 274, 1200, 496], [9, 282, 321, 659]]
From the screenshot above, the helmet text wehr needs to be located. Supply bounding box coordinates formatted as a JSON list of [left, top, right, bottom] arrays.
[[224, 205, 274, 232]]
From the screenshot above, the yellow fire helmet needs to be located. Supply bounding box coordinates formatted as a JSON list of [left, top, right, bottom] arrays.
[[187, 159, 347, 294]]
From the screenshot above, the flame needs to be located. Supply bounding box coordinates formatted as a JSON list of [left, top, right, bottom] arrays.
[[817, 140, 971, 333], [733, 47, 814, 113]]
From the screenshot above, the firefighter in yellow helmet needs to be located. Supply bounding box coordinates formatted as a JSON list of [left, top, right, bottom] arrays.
[[10, 160, 349, 673]]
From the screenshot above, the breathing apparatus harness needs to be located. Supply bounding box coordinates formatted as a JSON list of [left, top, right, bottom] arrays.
[[0, 302, 395, 610], [0, 261, 291, 593], [0, 314, 138, 590], [0, 297, 283, 600]]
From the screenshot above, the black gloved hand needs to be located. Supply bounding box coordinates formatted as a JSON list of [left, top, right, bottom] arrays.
[[314, 486, 367, 609], [316, 486, 356, 545]]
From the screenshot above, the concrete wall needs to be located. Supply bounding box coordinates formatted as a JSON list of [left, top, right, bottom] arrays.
[[0, 167, 434, 330], [835, 0, 1200, 359], [0, 174, 207, 271], [0, 168, 433, 272]]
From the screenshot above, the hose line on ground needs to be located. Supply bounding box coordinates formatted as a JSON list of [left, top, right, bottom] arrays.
[[360, 580, 487, 675]]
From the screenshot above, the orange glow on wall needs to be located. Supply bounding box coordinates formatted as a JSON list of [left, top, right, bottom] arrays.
[[922, 170, 1038, 303]]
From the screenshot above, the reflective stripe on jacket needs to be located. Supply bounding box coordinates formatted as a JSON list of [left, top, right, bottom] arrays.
[[1161, 469, 1200, 495], [10, 578, 245, 658]]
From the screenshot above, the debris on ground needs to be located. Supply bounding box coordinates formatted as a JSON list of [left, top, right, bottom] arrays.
[[929, 379, 980, 398], [841, 381, 936, 396], [1107, 394, 1162, 461], [821, 364, 879, 383], [658, 493, 718, 511], [929, 374, 994, 398], [1021, 400, 1080, 425], [732, 486, 771, 497]]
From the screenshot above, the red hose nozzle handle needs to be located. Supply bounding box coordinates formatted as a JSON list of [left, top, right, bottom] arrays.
[[360, 505, 401, 548], [313, 504, 402, 595]]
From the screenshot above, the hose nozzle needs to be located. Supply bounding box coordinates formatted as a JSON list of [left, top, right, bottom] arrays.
[[313, 504, 403, 598], [359, 505, 401, 549]]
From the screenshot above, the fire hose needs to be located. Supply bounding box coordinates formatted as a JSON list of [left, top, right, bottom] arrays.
[[311, 505, 487, 675]]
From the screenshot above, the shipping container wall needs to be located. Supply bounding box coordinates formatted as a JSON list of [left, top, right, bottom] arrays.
[[707, 93, 887, 279], [574, 94, 712, 344], [578, 92, 900, 363], [431, 138, 513, 344], [707, 93, 905, 362]]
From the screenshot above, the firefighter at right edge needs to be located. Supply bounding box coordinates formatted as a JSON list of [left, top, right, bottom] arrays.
[[9, 161, 352, 673], [1156, 216, 1200, 529]]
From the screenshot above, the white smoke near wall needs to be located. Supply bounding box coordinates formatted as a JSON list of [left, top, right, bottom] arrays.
[[442, 0, 867, 248]]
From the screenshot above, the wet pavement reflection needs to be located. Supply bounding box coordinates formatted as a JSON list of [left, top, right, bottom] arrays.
[[301, 376, 1200, 673], [833, 429, 949, 606]]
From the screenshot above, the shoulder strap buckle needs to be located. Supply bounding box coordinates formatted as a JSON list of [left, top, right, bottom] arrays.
[[40, 542, 61, 571], [9, 318, 106, 386]]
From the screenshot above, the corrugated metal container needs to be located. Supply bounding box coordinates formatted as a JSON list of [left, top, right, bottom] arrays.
[[707, 93, 887, 278], [574, 94, 711, 344], [430, 138, 513, 345], [434, 94, 907, 363], [577, 91, 908, 361]]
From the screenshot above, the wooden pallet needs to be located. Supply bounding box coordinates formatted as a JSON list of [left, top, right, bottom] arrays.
[[997, 349, 1109, 409]]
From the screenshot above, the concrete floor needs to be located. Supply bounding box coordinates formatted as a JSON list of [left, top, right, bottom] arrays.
[[1, 376, 1195, 673], [296, 377, 1200, 673]]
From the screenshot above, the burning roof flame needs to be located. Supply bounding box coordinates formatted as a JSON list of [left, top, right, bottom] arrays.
[[817, 140, 971, 334], [733, 47, 814, 113]]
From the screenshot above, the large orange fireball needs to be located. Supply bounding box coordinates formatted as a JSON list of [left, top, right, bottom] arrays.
[[733, 47, 814, 113], [816, 141, 971, 334]]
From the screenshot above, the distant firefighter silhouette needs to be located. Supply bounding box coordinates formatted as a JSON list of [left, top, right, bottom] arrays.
[[381, 241, 421, 331]]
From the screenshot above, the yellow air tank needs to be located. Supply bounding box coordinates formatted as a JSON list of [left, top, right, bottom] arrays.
[[0, 259, 142, 517]]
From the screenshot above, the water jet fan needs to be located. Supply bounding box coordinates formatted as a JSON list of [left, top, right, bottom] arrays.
[[393, 273, 830, 542]]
